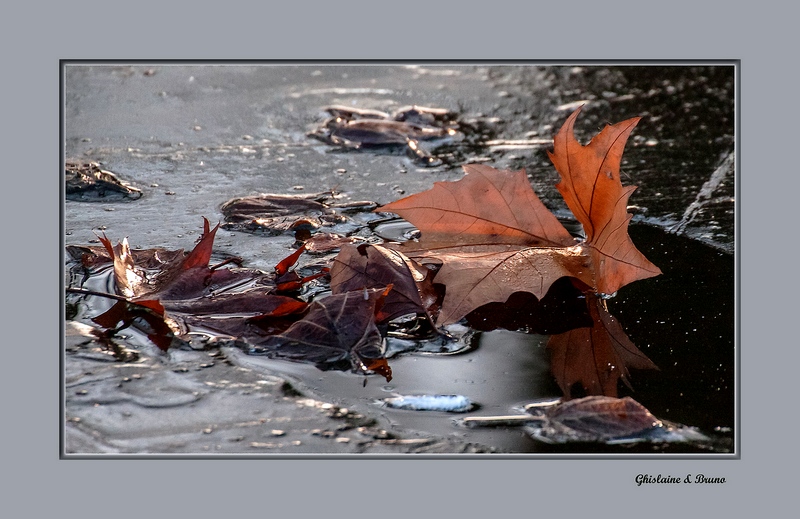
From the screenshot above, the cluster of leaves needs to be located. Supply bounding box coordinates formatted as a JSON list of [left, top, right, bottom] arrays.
[[67, 218, 393, 380], [307, 104, 465, 167], [66, 108, 661, 398]]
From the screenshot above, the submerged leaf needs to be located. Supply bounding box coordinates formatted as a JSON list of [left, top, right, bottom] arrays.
[[527, 396, 662, 443], [247, 287, 393, 379], [92, 299, 176, 351], [71, 218, 328, 352], [219, 192, 369, 238]]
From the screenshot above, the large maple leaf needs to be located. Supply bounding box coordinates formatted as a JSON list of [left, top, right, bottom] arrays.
[[379, 108, 661, 325]]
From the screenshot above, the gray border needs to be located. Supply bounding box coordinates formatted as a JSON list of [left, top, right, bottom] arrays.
[[7, 0, 790, 514]]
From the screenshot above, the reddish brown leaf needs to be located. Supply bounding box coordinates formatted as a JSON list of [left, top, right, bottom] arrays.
[[92, 299, 176, 351], [97, 234, 145, 299], [220, 192, 346, 237], [381, 163, 574, 248], [181, 217, 219, 270], [166, 294, 310, 343], [532, 396, 662, 443], [164, 291, 308, 317], [79, 218, 325, 351], [546, 294, 658, 398], [303, 233, 366, 254], [275, 269, 330, 293], [275, 244, 307, 277], [362, 357, 393, 382], [96, 218, 265, 302], [379, 164, 585, 324]]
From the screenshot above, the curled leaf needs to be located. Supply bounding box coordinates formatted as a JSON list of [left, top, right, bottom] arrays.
[[92, 299, 176, 352]]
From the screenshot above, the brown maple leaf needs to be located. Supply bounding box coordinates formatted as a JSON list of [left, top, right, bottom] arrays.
[[378, 108, 660, 325]]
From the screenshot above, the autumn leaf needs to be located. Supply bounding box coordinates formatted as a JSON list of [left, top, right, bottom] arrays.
[[546, 294, 658, 398], [303, 232, 367, 254], [219, 192, 377, 240], [378, 108, 660, 325], [72, 218, 327, 352], [379, 163, 584, 324], [380, 164, 574, 248], [166, 294, 310, 344], [92, 298, 176, 351], [66, 159, 142, 202], [96, 234, 144, 299], [275, 243, 308, 277], [164, 291, 308, 317], [95, 218, 257, 302], [221, 192, 331, 222], [67, 243, 184, 270]]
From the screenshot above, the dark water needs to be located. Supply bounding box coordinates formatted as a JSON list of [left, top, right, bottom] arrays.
[[64, 64, 736, 454], [215, 223, 734, 454], [65, 221, 734, 453]]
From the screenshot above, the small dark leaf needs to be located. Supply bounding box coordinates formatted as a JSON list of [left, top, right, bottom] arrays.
[[66, 160, 142, 202], [92, 299, 176, 351], [532, 396, 661, 443]]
